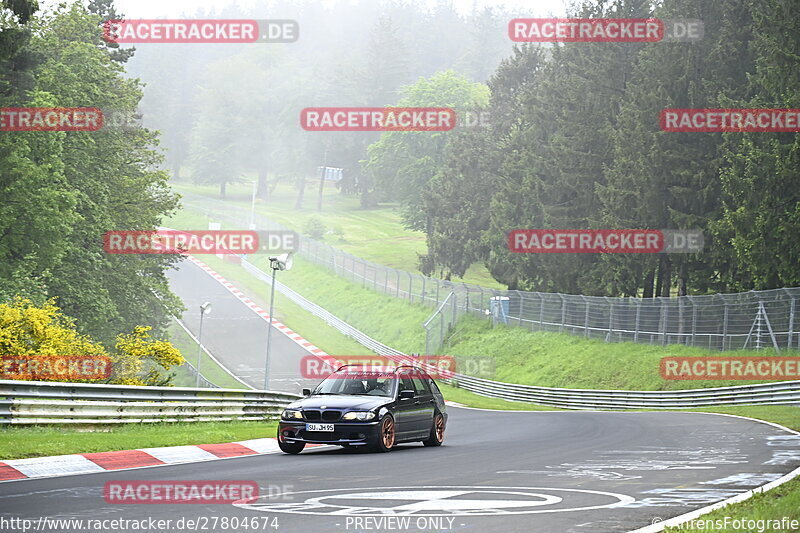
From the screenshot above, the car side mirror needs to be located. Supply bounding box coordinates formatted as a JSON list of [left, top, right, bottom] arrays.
[[399, 389, 415, 400], [302, 388, 311, 396]]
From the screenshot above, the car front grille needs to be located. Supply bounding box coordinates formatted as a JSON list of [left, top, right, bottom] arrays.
[[322, 410, 341, 422], [302, 410, 342, 422]]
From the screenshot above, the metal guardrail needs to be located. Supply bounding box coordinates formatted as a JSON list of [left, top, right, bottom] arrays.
[[0, 380, 299, 424], [445, 375, 800, 410], [237, 257, 800, 410]]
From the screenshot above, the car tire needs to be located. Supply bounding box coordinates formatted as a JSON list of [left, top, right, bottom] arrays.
[[277, 432, 306, 454], [423, 413, 445, 447], [373, 414, 396, 452]]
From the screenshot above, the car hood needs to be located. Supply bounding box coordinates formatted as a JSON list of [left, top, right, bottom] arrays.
[[289, 394, 391, 411]]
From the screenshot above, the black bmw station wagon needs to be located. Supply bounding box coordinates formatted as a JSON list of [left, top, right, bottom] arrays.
[[278, 365, 447, 453]]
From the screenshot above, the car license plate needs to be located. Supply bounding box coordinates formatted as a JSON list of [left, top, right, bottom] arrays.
[[306, 423, 334, 432]]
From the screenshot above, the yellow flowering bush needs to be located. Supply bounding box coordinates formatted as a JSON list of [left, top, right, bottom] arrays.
[[0, 298, 184, 385]]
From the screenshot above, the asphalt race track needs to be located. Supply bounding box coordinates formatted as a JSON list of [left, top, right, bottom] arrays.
[[1, 259, 796, 533], [166, 258, 317, 393], [0, 408, 798, 532]]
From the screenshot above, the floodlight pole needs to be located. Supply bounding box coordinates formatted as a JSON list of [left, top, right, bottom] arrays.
[[196, 302, 212, 387], [264, 262, 278, 390]]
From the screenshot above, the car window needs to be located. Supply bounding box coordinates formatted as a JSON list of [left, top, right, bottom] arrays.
[[314, 372, 394, 397], [428, 379, 441, 395], [398, 377, 415, 394], [412, 376, 430, 396]]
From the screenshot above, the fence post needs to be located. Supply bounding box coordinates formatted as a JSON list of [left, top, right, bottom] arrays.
[[518, 290, 524, 327], [634, 298, 641, 343], [435, 279, 440, 306], [661, 298, 668, 346], [538, 293, 545, 331], [789, 297, 796, 350], [425, 325, 431, 355], [721, 295, 729, 351], [605, 296, 614, 341], [690, 298, 697, 347], [559, 294, 566, 332], [581, 295, 589, 337], [396, 269, 401, 297], [439, 303, 446, 347], [421, 276, 427, 304]]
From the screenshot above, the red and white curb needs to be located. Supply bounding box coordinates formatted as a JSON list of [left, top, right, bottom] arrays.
[[0, 438, 325, 483], [187, 255, 342, 369]]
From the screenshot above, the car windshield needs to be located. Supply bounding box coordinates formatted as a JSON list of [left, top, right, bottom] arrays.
[[313, 372, 396, 397]]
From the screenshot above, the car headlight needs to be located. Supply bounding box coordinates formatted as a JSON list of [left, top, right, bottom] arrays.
[[282, 409, 303, 420], [342, 411, 376, 421]]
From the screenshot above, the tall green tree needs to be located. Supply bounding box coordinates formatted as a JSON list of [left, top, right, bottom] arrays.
[[424, 45, 545, 280], [0, 2, 182, 345], [713, 0, 800, 290], [485, 0, 656, 294], [598, 0, 755, 297], [364, 70, 489, 230]]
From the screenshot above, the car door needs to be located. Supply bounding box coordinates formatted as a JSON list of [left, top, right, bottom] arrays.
[[411, 376, 435, 437], [393, 375, 418, 440]]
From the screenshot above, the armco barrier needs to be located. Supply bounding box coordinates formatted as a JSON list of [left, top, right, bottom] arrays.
[[445, 374, 800, 410], [0, 380, 299, 424]]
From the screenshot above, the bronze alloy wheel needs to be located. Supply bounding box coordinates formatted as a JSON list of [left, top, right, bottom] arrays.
[[381, 416, 396, 449], [434, 414, 445, 442], [423, 412, 445, 447]]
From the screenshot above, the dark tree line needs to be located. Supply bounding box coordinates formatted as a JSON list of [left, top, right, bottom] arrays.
[[414, 0, 799, 296]]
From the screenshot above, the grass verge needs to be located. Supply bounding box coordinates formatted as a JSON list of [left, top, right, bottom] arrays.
[[171, 181, 504, 288], [168, 320, 248, 389], [444, 315, 800, 391], [664, 476, 800, 533], [0, 421, 277, 460]]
